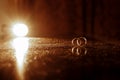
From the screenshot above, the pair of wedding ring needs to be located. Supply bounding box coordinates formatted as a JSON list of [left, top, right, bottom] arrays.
[[71, 37, 87, 55], [72, 37, 87, 47]]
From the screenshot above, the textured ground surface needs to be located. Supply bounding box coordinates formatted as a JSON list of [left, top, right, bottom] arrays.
[[0, 37, 120, 80]]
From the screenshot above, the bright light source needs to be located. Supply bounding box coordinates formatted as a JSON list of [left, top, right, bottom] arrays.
[[12, 23, 28, 37]]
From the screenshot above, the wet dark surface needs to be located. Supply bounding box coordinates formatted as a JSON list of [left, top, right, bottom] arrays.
[[0, 38, 120, 80]]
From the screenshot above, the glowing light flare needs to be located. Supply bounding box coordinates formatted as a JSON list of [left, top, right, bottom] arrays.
[[12, 37, 29, 79], [12, 23, 28, 37]]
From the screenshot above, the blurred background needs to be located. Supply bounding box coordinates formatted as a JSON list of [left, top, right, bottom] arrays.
[[0, 0, 120, 41]]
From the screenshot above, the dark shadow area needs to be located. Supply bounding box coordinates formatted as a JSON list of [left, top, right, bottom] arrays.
[[24, 42, 120, 80]]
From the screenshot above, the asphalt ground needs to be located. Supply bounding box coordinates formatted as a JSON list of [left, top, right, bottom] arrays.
[[0, 37, 120, 80]]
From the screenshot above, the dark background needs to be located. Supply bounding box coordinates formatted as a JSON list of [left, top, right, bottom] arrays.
[[1, 0, 120, 41]]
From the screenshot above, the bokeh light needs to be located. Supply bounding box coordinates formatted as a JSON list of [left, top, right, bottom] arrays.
[[12, 23, 28, 37]]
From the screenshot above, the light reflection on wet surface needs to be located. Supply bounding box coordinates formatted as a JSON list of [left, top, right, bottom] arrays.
[[12, 37, 29, 80], [0, 38, 120, 80]]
